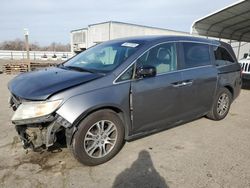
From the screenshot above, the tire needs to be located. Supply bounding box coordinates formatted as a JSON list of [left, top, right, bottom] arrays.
[[206, 88, 232, 121], [70, 109, 125, 166]]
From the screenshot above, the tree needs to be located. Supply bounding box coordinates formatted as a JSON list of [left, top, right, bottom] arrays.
[[0, 39, 70, 51]]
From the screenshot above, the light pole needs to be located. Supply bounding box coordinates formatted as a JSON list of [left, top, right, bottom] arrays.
[[24, 28, 30, 71]]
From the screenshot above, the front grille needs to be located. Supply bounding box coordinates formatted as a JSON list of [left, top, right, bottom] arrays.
[[10, 94, 22, 111], [241, 62, 250, 73]]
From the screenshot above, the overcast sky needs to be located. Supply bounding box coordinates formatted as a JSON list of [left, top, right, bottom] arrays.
[[0, 0, 237, 45]]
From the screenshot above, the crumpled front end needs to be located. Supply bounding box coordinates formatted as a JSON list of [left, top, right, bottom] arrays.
[[9, 94, 71, 151]]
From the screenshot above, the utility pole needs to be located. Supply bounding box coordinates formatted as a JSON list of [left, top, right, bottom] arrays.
[[24, 28, 30, 71]]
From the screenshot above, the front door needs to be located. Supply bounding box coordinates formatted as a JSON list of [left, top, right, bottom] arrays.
[[131, 42, 183, 134]]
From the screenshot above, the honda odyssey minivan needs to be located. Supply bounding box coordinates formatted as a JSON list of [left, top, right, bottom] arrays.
[[8, 36, 242, 166]]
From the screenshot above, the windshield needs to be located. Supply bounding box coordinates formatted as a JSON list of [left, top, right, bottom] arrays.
[[64, 41, 141, 73]]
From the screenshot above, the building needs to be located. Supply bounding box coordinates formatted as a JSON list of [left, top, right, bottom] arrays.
[[70, 21, 190, 54]]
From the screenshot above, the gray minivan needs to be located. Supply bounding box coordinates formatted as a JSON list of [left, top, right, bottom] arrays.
[[8, 36, 242, 166]]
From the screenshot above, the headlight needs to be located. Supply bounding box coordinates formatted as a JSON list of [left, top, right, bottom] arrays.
[[11, 100, 62, 122]]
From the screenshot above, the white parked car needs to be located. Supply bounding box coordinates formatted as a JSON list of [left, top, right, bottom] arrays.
[[239, 53, 250, 80]]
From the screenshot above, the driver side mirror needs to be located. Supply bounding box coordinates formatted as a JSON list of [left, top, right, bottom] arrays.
[[136, 65, 156, 79]]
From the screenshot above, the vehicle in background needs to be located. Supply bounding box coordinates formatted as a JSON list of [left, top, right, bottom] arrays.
[[61, 54, 68, 61], [51, 54, 58, 61], [239, 53, 250, 80], [41, 54, 48, 61], [8, 36, 242, 166]]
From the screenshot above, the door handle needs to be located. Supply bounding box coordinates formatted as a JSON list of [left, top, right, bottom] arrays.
[[182, 80, 193, 86], [172, 80, 193, 87], [172, 83, 183, 87], [172, 82, 185, 87]]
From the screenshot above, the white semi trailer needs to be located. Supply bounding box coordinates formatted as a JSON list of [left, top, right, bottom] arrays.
[[70, 21, 190, 54]]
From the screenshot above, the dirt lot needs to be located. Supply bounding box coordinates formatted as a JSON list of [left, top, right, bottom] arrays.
[[0, 74, 250, 188]]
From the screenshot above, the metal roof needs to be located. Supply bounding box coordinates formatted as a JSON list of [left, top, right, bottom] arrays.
[[191, 0, 250, 42]]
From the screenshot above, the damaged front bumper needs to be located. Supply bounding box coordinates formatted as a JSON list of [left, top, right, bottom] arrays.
[[15, 115, 71, 151], [9, 95, 72, 151]]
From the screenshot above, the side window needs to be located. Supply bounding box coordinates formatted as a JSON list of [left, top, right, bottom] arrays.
[[213, 46, 235, 66], [136, 43, 177, 75], [116, 65, 134, 82], [182, 42, 211, 68]]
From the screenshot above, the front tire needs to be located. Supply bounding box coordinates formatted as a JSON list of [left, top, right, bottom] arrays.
[[71, 110, 125, 166], [206, 88, 232, 120]]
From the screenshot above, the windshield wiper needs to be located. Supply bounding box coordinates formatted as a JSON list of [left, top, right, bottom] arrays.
[[64, 66, 96, 74]]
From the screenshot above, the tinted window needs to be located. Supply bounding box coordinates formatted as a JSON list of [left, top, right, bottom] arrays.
[[213, 46, 235, 66], [183, 42, 210, 68], [136, 43, 177, 75]]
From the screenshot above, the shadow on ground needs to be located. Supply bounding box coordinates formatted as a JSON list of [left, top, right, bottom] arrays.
[[112, 150, 168, 188], [242, 79, 250, 90]]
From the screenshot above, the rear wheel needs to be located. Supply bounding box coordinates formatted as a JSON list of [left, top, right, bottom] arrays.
[[71, 110, 125, 166], [206, 88, 232, 120]]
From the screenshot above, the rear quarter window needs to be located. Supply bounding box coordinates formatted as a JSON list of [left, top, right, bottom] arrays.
[[182, 42, 211, 68], [213, 46, 235, 66]]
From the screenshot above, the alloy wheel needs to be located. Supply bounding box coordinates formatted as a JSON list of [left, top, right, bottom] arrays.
[[217, 93, 229, 116], [84, 120, 117, 158]]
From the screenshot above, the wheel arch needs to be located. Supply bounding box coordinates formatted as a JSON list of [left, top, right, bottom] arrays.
[[223, 85, 234, 98], [66, 105, 131, 146]]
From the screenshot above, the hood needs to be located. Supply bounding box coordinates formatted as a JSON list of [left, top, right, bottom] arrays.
[[8, 67, 103, 100]]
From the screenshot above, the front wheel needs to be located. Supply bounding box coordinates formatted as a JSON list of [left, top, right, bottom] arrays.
[[206, 88, 232, 120], [71, 110, 125, 166]]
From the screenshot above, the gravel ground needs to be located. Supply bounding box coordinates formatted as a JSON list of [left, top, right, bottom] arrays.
[[0, 74, 250, 188]]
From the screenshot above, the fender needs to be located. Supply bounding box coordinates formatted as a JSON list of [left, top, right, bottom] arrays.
[[56, 82, 132, 142]]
